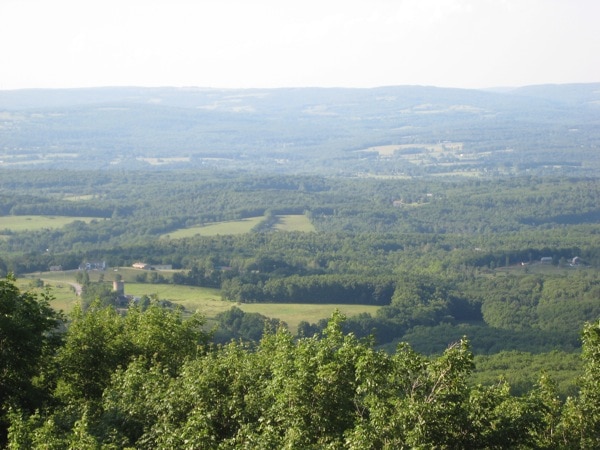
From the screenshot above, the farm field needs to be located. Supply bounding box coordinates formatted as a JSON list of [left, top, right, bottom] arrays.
[[237, 303, 379, 335], [24, 274, 379, 334], [162, 214, 314, 238], [16, 277, 80, 313], [274, 215, 316, 232], [0, 215, 101, 231], [123, 282, 378, 333], [162, 217, 263, 238]]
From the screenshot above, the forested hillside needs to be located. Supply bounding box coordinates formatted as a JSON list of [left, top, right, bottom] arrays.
[[0, 171, 598, 362], [1, 83, 599, 447], [1, 84, 599, 175], [3, 276, 600, 448]]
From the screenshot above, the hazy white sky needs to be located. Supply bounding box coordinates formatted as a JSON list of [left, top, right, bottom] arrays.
[[1, 0, 599, 90]]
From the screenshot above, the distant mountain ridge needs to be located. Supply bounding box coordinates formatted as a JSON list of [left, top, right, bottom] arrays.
[[2, 83, 599, 109], [1, 84, 598, 175]]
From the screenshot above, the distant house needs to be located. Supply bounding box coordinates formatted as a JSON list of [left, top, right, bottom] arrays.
[[79, 261, 106, 271], [540, 257, 553, 265], [49, 265, 63, 272], [132, 262, 150, 270]]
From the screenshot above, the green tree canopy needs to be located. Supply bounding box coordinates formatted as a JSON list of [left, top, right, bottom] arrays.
[[0, 275, 63, 445]]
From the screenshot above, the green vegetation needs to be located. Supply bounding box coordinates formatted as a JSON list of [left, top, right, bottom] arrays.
[[1, 173, 598, 359], [161, 215, 314, 239], [1, 83, 600, 446], [273, 214, 316, 232], [29, 274, 379, 335], [162, 217, 263, 238], [4, 277, 600, 448], [0, 215, 99, 232], [1, 85, 599, 176]]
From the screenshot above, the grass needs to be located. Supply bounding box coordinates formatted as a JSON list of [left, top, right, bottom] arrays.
[[0, 215, 102, 231], [16, 276, 80, 314], [162, 214, 315, 239], [162, 217, 263, 238], [274, 215, 316, 232], [98, 282, 379, 334], [237, 303, 379, 334], [63, 194, 95, 201], [24, 271, 380, 334]]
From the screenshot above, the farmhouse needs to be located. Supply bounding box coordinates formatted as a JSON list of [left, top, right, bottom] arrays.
[[79, 261, 106, 271], [540, 257, 553, 265], [132, 262, 150, 270]]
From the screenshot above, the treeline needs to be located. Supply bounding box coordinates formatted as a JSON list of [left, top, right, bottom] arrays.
[[221, 274, 395, 305], [1, 171, 599, 368], [1, 172, 599, 256], [292, 272, 598, 352], [3, 276, 600, 448], [68, 259, 600, 357]]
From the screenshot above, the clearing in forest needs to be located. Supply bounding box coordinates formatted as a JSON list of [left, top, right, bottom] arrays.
[[0, 215, 100, 231], [22, 275, 378, 334], [162, 217, 263, 238], [273, 215, 315, 232], [162, 214, 315, 238]]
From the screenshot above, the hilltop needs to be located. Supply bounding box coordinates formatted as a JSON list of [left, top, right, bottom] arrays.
[[1, 83, 599, 176]]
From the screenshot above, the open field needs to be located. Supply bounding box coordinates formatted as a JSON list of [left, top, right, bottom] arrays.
[[274, 215, 316, 232], [16, 277, 80, 313], [63, 194, 96, 201], [238, 303, 379, 334], [0, 215, 101, 231], [162, 217, 263, 238], [358, 142, 464, 158], [136, 157, 191, 166], [162, 214, 315, 238], [24, 273, 380, 334], [93, 282, 380, 334]]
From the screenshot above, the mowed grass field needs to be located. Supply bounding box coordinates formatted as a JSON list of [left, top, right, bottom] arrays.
[[25, 271, 379, 334], [273, 215, 315, 232], [162, 215, 314, 239], [16, 277, 80, 313], [162, 217, 263, 238], [0, 215, 101, 231]]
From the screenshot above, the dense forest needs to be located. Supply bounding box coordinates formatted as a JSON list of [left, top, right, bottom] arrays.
[[1, 171, 598, 383], [1, 84, 599, 447], [3, 275, 600, 448]]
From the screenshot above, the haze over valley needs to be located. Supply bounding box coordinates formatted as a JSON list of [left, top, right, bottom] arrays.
[[2, 83, 598, 176]]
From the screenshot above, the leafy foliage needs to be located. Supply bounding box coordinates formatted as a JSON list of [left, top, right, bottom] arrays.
[[0, 275, 63, 445], [7, 300, 600, 448]]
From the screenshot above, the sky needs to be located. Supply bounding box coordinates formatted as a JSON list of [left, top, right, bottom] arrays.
[[1, 0, 599, 90]]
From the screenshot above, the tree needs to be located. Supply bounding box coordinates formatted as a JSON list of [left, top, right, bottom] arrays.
[[54, 300, 208, 404], [0, 275, 63, 445], [559, 320, 600, 448], [214, 306, 283, 343]]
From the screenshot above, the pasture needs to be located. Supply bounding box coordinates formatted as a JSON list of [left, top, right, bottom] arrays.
[[162, 217, 263, 238], [26, 272, 380, 334], [0, 215, 100, 231], [125, 282, 379, 333], [274, 215, 315, 232], [16, 277, 80, 313], [162, 214, 315, 238]]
